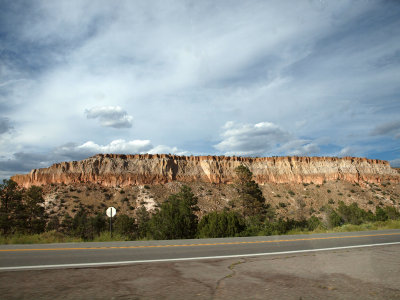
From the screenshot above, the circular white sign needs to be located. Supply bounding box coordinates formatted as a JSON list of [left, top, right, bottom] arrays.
[[106, 207, 117, 218]]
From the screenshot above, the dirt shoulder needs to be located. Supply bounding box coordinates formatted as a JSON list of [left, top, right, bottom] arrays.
[[1, 244, 399, 299]]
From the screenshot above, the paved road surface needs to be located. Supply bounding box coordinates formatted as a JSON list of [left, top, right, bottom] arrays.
[[1, 229, 399, 271]]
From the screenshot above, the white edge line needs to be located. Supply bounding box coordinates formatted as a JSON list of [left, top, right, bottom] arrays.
[[2, 241, 400, 272]]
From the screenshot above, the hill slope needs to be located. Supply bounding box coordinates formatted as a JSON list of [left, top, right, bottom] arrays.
[[9, 154, 400, 221]]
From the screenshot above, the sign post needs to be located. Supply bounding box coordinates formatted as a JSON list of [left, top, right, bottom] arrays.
[[106, 207, 117, 238]]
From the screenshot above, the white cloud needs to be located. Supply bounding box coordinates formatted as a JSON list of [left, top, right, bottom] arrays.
[[77, 139, 150, 153], [279, 140, 320, 156], [215, 121, 320, 156], [215, 121, 290, 156], [337, 147, 357, 157], [390, 159, 400, 168], [0, 138, 186, 180], [58, 139, 186, 157], [148, 145, 188, 156], [85, 106, 133, 128]]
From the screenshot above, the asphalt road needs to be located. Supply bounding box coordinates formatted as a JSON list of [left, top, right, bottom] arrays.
[[1, 229, 400, 271]]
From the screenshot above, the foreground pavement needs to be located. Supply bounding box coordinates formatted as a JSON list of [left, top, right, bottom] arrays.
[[0, 242, 399, 299], [1, 230, 400, 299]]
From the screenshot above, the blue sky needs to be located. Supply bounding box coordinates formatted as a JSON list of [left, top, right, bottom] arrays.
[[0, 0, 400, 180]]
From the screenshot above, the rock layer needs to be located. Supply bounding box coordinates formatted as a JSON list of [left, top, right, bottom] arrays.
[[11, 154, 400, 188]]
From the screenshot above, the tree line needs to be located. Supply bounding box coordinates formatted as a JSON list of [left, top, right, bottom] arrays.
[[1, 166, 399, 241]]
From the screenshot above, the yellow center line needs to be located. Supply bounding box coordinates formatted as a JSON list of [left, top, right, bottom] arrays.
[[1, 232, 399, 252]]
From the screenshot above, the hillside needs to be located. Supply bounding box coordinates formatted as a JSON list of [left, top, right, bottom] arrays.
[[10, 154, 400, 222]]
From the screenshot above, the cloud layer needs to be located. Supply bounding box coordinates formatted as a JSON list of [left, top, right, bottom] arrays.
[[0, 118, 12, 135], [371, 121, 400, 139], [85, 106, 133, 128]]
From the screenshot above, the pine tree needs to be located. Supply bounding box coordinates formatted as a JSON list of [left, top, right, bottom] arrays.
[[233, 165, 268, 218]]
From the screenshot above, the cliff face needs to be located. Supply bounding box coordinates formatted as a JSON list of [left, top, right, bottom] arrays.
[[11, 154, 400, 188]]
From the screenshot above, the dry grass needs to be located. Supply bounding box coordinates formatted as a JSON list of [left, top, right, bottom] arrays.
[[287, 219, 400, 235], [0, 231, 83, 244]]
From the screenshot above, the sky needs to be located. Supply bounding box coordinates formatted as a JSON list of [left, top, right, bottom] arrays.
[[0, 0, 400, 180]]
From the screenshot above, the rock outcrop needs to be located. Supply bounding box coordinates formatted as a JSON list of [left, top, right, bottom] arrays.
[[11, 154, 400, 188]]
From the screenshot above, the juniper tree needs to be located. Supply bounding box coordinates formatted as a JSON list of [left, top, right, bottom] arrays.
[[148, 185, 199, 240], [0, 180, 23, 234], [136, 205, 150, 239], [114, 214, 136, 238], [23, 185, 47, 234], [197, 210, 245, 238], [0, 180, 47, 234]]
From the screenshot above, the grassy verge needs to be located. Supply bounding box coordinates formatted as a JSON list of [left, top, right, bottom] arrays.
[[91, 232, 135, 242], [1, 220, 400, 245], [0, 231, 150, 244], [0, 231, 83, 244], [286, 219, 400, 235]]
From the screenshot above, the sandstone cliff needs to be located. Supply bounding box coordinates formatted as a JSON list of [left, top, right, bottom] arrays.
[[11, 154, 400, 188]]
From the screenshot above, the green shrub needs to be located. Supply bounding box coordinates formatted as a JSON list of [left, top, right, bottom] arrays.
[[328, 209, 342, 228], [46, 216, 60, 232], [147, 186, 199, 240], [113, 214, 136, 238], [242, 215, 265, 236], [337, 201, 373, 225], [307, 216, 321, 231], [263, 218, 308, 236], [197, 211, 245, 238], [384, 206, 400, 220], [375, 206, 388, 221]]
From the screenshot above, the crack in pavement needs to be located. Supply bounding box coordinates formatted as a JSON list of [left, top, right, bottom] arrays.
[[213, 258, 247, 300]]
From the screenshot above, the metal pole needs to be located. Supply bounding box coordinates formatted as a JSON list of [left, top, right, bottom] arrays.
[[110, 214, 112, 238]]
